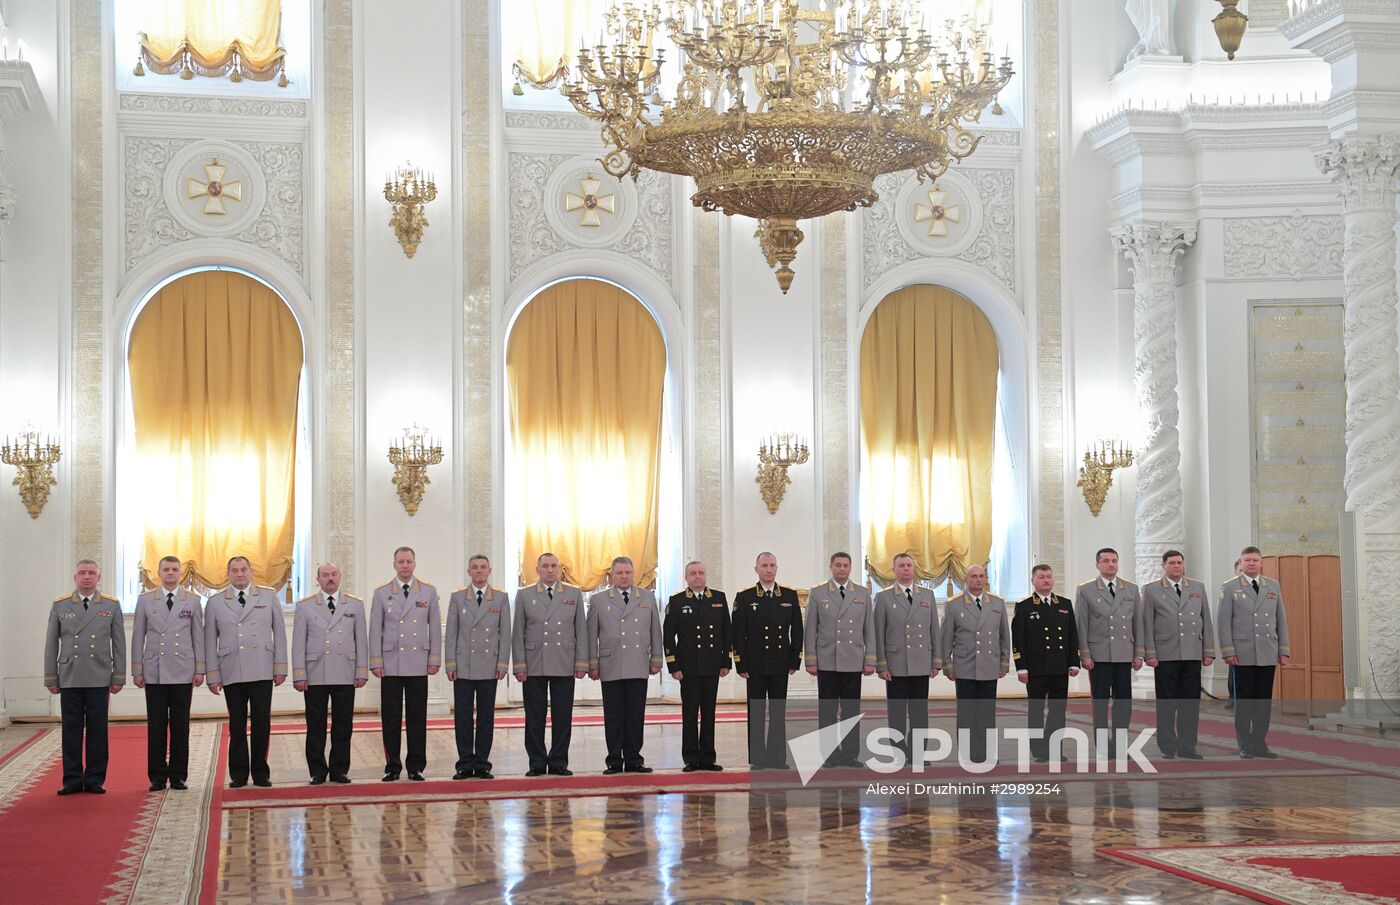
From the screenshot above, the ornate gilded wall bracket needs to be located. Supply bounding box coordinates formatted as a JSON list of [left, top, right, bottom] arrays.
[[1, 429, 61, 519], [1078, 439, 1134, 517], [388, 425, 442, 516], [756, 433, 810, 514]]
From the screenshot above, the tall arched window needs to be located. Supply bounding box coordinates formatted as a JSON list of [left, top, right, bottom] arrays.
[[859, 283, 1025, 594], [119, 268, 309, 605], [505, 278, 670, 590]]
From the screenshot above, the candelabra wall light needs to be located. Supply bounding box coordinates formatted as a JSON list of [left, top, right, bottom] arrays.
[[1078, 439, 1134, 517], [388, 424, 443, 516], [1, 428, 61, 519], [757, 433, 810, 514], [383, 162, 438, 258]]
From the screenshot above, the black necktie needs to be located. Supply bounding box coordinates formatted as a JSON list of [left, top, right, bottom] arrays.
[[1107, 582, 1115, 598], [476, 589, 483, 606], [975, 596, 982, 611], [328, 595, 336, 614], [1175, 583, 1182, 598], [403, 583, 411, 598], [1252, 579, 1260, 594], [1042, 596, 1051, 606], [766, 589, 774, 599], [906, 588, 913, 605], [623, 589, 630, 605], [82, 597, 90, 610], [547, 586, 554, 600], [238, 590, 246, 607], [839, 585, 846, 600], [166, 592, 174, 611]]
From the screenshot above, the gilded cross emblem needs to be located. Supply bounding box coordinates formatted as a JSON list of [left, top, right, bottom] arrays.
[[564, 174, 616, 227], [188, 160, 243, 215], [914, 187, 960, 237]]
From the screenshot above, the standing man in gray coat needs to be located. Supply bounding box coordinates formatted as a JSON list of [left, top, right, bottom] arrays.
[[131, 554, 204, 791], [805, 552, 876, 768], [874, 553, 938, 756], [292, 562, 368, 785], [1218, 545, 1290, 759], [513, 552, 588, 776], [588, 556, 664, 774], [1075, 548, 1143, 758], [939, 564, 1010, 763], [205, 555, 287, 788], [445, 553, 511, 780], [44, 559, 126, 795], [1142, 550, 1216, 760], [369, 546, 441, 782]]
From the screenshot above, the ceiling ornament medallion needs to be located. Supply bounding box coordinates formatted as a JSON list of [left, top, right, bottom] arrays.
[[564, 174, 617, 227], [914, 186, 960, 237], [188, 159, 244, 215]]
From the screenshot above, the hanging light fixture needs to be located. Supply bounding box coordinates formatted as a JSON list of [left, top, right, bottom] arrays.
[[1213, 0, 1247, 60], [543, 0, 1012, 293]]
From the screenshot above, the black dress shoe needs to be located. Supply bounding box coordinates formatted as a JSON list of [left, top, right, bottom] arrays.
[[1239, 750, 1254, 759], [525, 768, 546, 777], [85, 785, 106, 794], [1032, 755, 1049, 764], [682, 764, 699, 773], [407, 771, 425, 781], [548, 767, 573, 776], [453, 770, 472, 780], [329, 775, 352, 784], [1178, 752, 1205, 760], [704, 763, 724, 772], [310, 776, 326, 786], [625, 764, 654, 774], [382, 771, 401, 782], [603, 766, 623, 775], [1159, 752, 1177, 760], [169, 780, 189, 790], [253, 778, 272, 788], [475, 769, 495, 780], [58, 786, 82, 796], [148, 781, 166, 792], [1255, 749, 1279, 759], [229, 780, 247, 789]]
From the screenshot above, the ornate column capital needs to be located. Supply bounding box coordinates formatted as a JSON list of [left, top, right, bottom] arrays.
[[1317, 134, 1400, 211], [1111, 221, 1198, 284]]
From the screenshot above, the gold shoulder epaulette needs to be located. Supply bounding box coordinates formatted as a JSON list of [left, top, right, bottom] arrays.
[[454, 586, 469, 595], [257, 584, 276, 592], [1077, 579, 1097, 589], [296, 593, 318, 605], [950, 593, 966, 604], [778, 584, 794, 594], [419, 580, 436, 589], [53, 594, 70, 605], [101, 594, 119, 603], [378, 581, 394, 591]]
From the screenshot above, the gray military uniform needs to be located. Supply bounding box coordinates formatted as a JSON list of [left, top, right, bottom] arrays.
[[369, 579, 442, 675], [292, 593, 369, 685], [512, 582, 589, 677], [445, 585, 512, 680], [131, 588, 205, 684], [804, 581, 877, 672], [1217, 575, 1290, 665], [939, 593, 1011, 680], [1074, 578, 1142, 663], [1142, 578, 1217, 662], [873, 584, 939, 676], [205, 585, 289, 685], [45, 593, 127, 688], [587, 586, 664, 681]]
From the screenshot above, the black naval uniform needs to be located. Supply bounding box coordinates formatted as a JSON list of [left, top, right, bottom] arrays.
[[731, 584, 803, 769], [1012, 593, 1079, 761], [663, 587, 732, 770]]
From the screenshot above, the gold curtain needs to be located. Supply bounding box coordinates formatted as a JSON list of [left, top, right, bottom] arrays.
[[860, 284, 999, 584], [135, 0, 287, 84], [507, 279, 666, 589], [511, 0, 610, 88], [129, 270, 303, 590]]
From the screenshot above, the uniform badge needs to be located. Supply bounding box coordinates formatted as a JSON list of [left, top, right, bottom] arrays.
[[1266, 591, 1277, 600], [780, 602, 792, 608], [488, 607, 501, 614], [711, 602, 723, 608], [562, 600, 575, 606], [98, 610, 113, 617], [416, 600, 429, 608], [920, 600, 930, 607], [640, 603, 652, 610]]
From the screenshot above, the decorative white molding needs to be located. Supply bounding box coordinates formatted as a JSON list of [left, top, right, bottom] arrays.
[[542, 156, 639, 249], [161, 140, 267, 237], [1112, 220, 1196, 585], [0, 182, 15, 226], [117, 93, 309, 118], [861, 166, 1016, 293], [1090, 104, 1330, 165], [893, 168, 983, 258], [1223, 212, 1344, 278], [507, 151, 673, 286], [0, 60, 38, 124]]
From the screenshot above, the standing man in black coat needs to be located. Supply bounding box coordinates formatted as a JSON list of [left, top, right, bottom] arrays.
[[663, 561, 732, 772], [1012, 563, 1079, 763], [731, 552, 803, 770]]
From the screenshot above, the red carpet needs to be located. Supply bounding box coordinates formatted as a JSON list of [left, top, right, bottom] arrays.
[[1101, 840, 1400, 904]]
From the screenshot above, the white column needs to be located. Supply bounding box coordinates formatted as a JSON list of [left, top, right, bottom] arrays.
[[1111, 221, 1196, 585], [1317, 135, 1400, 697]]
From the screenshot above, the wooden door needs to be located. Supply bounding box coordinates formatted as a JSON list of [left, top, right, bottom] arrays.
[[1263, 555, 1343, 715]]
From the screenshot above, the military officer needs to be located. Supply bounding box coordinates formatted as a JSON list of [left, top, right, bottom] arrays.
[[369, 546, 441, 782], [588, 557, 664, 774], [1075, 548, 1143, 758], [805, 552, 876, 768], [512, 552, 588, 776], [663, 560, 732, 772], [44, 559, 125, 795], [206, 555, 287, 789], [874, 553, 939, 756], [731, 552, 803, 770], [292, 562, 368, 785], [1142, 550, 1216, 760], [939, 564, 1010, 763], [1218, 546, 1290, 759], [445, 554, 511, 780], [1012, 564, 1079, 763], [131, 554, 204, 791]]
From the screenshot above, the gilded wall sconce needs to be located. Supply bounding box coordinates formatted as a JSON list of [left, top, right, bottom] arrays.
[[1, 428, 61, 519], [1078, 439, 1134, 517], [757, 433, 810, 515], [383, 162, 437, 258], [388, 424, 443, 516]]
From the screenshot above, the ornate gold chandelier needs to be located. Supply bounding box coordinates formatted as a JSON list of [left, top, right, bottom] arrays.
[[539, 0, 1012, 292]]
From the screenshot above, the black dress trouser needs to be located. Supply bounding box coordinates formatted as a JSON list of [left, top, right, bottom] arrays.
[[680, 674, 720, 767], [144, 682, 193, 784], [60, 686, 109, 789], [305, 684, 356, 779], [224, 679, 274, 784], [1025, 673, 1068, 760], [1153, 660, 1202, 755], [380, 675, 429, 774], [746, 672, 789, 767]]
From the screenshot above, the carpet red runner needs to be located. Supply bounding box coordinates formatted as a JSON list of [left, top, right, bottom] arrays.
[[0, 724, 160, 904], [1247, 852, 1400, 901]]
